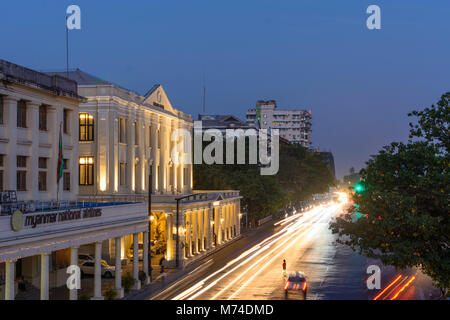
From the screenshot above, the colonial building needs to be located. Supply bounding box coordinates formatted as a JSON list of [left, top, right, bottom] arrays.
[[0, 59, 82, 201], [47, 69, 242, 269], [0, 60, 150, 301], [246, 100, 312, 147]]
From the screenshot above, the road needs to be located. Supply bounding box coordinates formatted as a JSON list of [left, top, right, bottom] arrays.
[[144, 200, 439, 300]]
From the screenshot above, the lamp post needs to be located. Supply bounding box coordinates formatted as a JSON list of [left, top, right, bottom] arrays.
[[148, 165, 153, 282]]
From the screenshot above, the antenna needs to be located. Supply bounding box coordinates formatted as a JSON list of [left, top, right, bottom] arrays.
[[66, 14, 69, 78], [203, 85, 206, 116]]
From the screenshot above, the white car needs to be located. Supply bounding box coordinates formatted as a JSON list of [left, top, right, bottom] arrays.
[[78, 254, 94, 263], [80, 260, 115, 278]]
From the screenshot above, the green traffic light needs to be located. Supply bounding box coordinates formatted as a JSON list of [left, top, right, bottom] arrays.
[[354, 183, 364, 193]]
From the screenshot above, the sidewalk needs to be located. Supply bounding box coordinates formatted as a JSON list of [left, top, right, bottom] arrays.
[[123, 234, 244, 300]]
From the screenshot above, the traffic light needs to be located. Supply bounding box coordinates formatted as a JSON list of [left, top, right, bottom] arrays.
[[354, 183, 365, 194]]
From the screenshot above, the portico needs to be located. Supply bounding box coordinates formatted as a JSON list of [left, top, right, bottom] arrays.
[[0, 202, 148, 300]]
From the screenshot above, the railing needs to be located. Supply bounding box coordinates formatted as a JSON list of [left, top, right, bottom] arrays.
[[0, 199, 137, 215]]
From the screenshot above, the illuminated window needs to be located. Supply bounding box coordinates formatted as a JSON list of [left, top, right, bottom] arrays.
[[119, 163, 126, 186], [79, 113, 94, 141], [79, 156, 94, 185]]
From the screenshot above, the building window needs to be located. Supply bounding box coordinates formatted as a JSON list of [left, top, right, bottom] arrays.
[[39, 105, 47, 130], [0, 154, 3, 167], [17, 171, 26, 191], [63, 158, 69, 170], [119, 118, 126, 143], [63, 109, 70, 134], [38, 157, 47, 169], [119, 163, 126, 186], [0, 170, 3, 192], [148, 126, 152, 147], [17, 100, 27, 128], [38, 171, 47, 191], [0, 96, 3, 124], [183, 167, 187, 186], [79, 113, 94, 141], [134, 121, 139, 145], [79, 156, 94, 185], [17, 156, 27, 168], [157, 129, 161, 149], [63, 172, 70, 191]]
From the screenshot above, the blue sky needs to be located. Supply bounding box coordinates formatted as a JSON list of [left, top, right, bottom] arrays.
[[1, 0, 449, 178]]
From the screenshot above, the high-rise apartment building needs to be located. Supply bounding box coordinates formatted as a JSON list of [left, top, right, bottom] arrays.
[[246, 100, 312, 147]]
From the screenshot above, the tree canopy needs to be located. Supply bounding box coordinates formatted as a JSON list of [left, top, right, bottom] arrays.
[[194, 142, 335, 224], [330, 92, 449, 291]]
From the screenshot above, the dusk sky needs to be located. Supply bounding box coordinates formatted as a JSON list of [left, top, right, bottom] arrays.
[[1, 0, 449, 179]]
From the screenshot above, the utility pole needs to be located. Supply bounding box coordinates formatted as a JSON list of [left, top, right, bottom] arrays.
[[148, 166, 152, 282]]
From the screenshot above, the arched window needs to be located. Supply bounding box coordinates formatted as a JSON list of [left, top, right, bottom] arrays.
[[79, 113, 94, 141]]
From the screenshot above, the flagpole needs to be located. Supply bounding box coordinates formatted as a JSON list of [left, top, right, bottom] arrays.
[[57, 122, 62, 205], [66, 15, 69, 78]]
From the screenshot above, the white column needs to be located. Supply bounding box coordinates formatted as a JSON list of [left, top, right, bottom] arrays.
[[40, 252, 49, 300], [115, 237, 124, 298], [193, 210, 199, 254], [237, 202, 241, 236], [29, 102, 40, 201], [186, 212, 192, 257], [143, 231, 150, 285], [151, 119, 158, 192], [133, 233, 141, 290], [160, 118, 167, 193], [5, 260, 15, 300], [69, 246, 78, 300], [92, 241, 104, 300], [206, 208, 212, 249], [199, 209, 205, 251], [4, 97, 18, 192]]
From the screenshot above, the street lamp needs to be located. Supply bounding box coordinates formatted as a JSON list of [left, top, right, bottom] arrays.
[[148, 163, 153, 282]]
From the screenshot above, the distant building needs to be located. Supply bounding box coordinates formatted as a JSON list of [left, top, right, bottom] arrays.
[[319, 152, 336, 178], [198, 114, 252, 132], [246, 100, 312, 147]]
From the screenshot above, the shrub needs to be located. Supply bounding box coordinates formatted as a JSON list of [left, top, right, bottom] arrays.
[[78, 294, 90, 300], [139, 271, 147, 283], [122, 272, 136, 293], [104, 287, 118, 300]]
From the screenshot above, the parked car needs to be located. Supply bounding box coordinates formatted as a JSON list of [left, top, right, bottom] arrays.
[[78, 253, 94, 263], [79, 260, 115, 278]]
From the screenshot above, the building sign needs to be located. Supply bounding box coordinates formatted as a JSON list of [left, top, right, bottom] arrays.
[[11, 208, 102, 231]]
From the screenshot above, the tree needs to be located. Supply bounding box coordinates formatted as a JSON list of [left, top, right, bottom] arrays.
[[330, 92, 449, 292], [194, 141, 334, 223]]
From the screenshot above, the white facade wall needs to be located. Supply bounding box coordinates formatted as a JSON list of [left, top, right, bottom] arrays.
[[76, 84, 193, 199], [0, 80, 80, 201]]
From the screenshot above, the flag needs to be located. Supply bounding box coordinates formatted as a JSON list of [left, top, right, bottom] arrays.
[[57, 123, 64, 184]]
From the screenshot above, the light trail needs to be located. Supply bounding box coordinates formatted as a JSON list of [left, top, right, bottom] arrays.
[[382, 276, 409, 300], [390, 276, 415, 300], [227, 207, 334, 299], [373, 275, 402, 300], [172, 203, 342, 300]]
